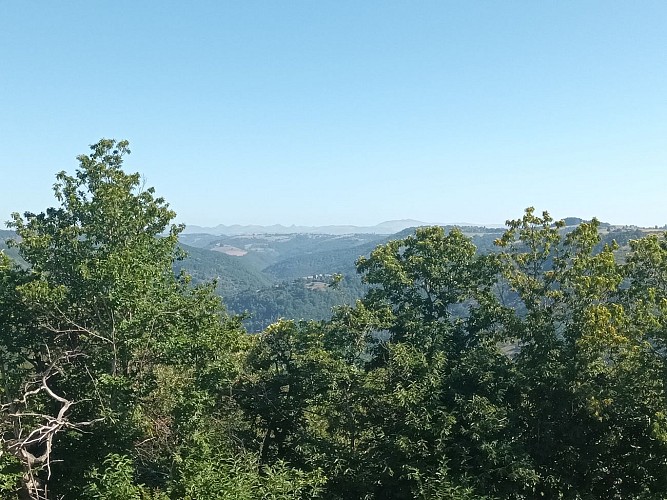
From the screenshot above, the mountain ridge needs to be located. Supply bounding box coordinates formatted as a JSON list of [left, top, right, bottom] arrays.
[[182, 219, 501, 236]]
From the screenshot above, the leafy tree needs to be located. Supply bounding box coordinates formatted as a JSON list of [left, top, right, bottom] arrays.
[[236, 320, 333, 471], [292, 215, 667, 498], [0, 140, 314, 499], [255, 227, 533, 499], [496, 208, 667, 498]]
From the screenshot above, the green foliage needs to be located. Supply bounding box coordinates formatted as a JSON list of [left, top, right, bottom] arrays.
[[0, 453, 23, 496], [227, 275, 366, 332], [335, 227, 532, 498], [4, 140, 667, 499], [174, 447, 324, 499], [85, 454, 164, 500], [236, 320, 334, 467], [241, 211, 667, 498], [494, 208, 667, 498], [175, 243, 273, 298], [1, 140, 265, 499]]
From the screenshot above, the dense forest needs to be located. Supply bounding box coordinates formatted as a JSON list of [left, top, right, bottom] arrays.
[[172, 233, 381, 332], [2, 140, 667, 499]]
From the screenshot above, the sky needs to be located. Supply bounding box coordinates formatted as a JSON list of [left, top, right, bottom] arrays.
[[1, 1, 666, 227]]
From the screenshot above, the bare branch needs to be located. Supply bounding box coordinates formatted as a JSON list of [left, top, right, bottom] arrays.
[[1, 350, 103, 500]]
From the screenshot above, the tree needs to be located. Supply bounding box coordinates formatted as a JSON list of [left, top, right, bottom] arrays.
[[495, 208, 667, 497], [303, 215, 667, 498], [286, 227, 533, 499], [1, 140, 249, 498]]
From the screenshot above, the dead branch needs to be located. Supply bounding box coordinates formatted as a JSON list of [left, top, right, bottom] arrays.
[[1, 350, 103, 500]]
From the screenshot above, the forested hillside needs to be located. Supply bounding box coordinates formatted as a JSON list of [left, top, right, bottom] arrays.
[[174, 243, 273, 298], [173, 233, 380, 330], [225, 275, 367, 332], [2, 140, 667, 499]]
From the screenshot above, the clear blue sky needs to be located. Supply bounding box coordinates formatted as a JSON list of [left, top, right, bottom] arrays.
[[2, 1, 666, 227]]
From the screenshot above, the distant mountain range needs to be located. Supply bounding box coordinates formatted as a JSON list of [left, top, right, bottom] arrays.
[[182, 219, 498, 236]]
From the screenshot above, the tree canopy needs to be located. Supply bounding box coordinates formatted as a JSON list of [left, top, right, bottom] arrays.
[[1, 141, 667, 499]]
